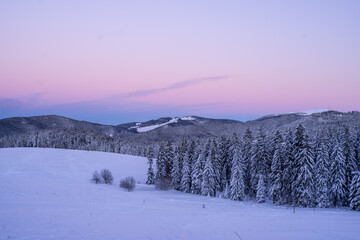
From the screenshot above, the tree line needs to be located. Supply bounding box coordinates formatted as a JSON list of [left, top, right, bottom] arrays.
[[147, 125, 360, 210]]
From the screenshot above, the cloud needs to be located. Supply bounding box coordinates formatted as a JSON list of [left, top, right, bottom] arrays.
[[0, 93, 46, 110], [118, 75, 230, 99], [0, 76, 232, 123]]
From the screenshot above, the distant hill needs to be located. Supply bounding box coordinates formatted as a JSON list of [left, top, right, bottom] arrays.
[[1, 110, 359, 145], [0, 115, 133, 138]]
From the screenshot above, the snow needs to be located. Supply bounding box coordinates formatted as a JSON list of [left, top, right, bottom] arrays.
[[299, 109, 330, 115], [181, 116, 196, 121], [136, 118, 178, 132], [133, 116, 196, 133], [1, 148, 360, 240], [263, 109, 330, 119]]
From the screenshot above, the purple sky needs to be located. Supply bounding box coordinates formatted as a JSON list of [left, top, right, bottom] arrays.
[[1, 0, 359, 124]]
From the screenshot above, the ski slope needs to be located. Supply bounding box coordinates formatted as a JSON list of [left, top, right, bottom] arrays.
[[0, 148, 359, 240]]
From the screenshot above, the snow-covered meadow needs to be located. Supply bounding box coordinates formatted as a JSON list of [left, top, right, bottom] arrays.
[[0, 148, 359, 240]]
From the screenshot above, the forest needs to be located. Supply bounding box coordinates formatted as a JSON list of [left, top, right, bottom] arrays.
[[1, 123, 360, 210]]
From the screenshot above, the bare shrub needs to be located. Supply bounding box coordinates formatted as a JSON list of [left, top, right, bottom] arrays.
[[100, 169, 113, 184], [91, 170, 101, 184], [155, 177, 172, 190], [120, 176, 136, 191]]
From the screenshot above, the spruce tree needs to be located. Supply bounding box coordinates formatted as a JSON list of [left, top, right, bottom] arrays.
[[242, 128, 254, 195], [292, 125, 315, 207], [340, 126, 357, 204], [180, 153, 192, 192], [211, 139, 222, 192], [269, 131, 284, 204], [250, 127, 270, 198], [218, 136, 231, 191], [256, 174, 266, 203], [201, 153, 216, 196], [330, 142, 346, 206], [315, 134, 331, 208], [146, 146, 155, 184], [171, 146, 182, 190], [188, 140, 196, 169], [191, 148, 205, 194], [230, 143, 245, 201], [164, 140, 174, 180], [282, 130, 294, 204], [156, 143, 166, 181], [349, 172, 360, 211]]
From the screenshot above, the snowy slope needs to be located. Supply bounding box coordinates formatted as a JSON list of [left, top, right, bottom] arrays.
[[299, 109, 330, 115], [130, 116, 196, 133], [1, 148, 360, 240], [261, 109, 330, 119]]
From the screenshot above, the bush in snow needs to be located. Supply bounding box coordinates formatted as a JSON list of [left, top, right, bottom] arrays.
[[120, 176, 136, 191], [100, 169, 113, 184], [155, 177, 172, 190], [91, 170, 102, 184]]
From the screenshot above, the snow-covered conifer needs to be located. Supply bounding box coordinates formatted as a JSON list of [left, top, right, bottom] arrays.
[[164, 140, 174, 179], [230, 143, 245, 201], [201, 153, 216, 196], [180, 153, 192, 192], [330, 142, 347, 206], [282, 130, 294, 204], [156, 143, 166, 181], [315, 134, 331, 208], [269, 131, 284, 204], [349, 172, 360, 211], [242, 128, 253, 195], [217, 136, 231, 191], [191, 148, 205, 194], [171, 146, 182, 190], [250, 128, 270, 198], [146, 146, 155, 184], [340, 126, 357, 203], [292, 125, 315, 207], [256, 174, 266, 203]]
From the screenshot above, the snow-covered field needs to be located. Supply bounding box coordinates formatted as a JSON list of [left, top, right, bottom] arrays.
[[0, 148, 359, 240]]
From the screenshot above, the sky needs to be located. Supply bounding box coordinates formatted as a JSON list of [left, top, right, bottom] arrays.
[[1, 0, 359, 124]]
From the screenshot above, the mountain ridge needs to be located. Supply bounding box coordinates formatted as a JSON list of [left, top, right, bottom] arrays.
[[1, 110, 359, 142]]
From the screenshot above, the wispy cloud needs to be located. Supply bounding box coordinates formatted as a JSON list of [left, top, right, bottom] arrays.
[[0, 76, 232, 123], [118, 75, 229, 99]]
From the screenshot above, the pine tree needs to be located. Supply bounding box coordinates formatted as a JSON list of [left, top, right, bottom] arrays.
[[292, 125, 315, 207], [180, 153, 192, 192], [230, 143, 245, 201], [188, 140, 196, 168], [146, 146, 155, 184], [164, 140, 174, 180], [218, 136, 231, 191], [156, 143, 166, 181], [296, 136, 315, 207], [171, 146, 182, 190], [340, 126, 357, 205], [349, 172, 360, 211], [282, 130, 294, 204], [315, 134, 331, 208], [191, 148, 204, 194], [269, 131, 284, 204], [211, 139, 222, 192], [242, 128, 253, 195], [355, 130, 360, 171], [250, 128, 270, 198], [201, 153, 216, 196], [256, 174, 266, 203], [330, 142, 346, 206]]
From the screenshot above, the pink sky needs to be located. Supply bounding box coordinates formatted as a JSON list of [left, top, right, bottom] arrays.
[[1, 1, 359, 124]]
